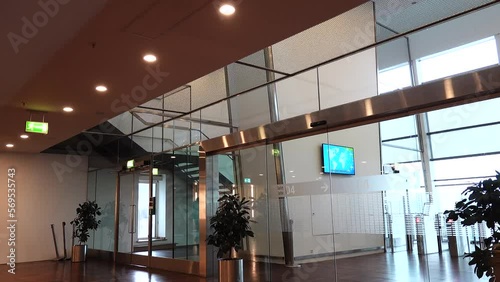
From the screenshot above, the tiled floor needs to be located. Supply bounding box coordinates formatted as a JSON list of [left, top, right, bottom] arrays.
[[0, 251, 489, 281]]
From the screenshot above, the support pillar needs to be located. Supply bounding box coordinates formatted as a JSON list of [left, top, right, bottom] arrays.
[[264, 47, 297, 267]]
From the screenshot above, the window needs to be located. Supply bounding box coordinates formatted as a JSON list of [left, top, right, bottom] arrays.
[[416, 36, 499, 84], [423, 36, 500, 159], [416, 36, 500, 211], [378, 63, 413, 94], [137, 182, 157, 239]]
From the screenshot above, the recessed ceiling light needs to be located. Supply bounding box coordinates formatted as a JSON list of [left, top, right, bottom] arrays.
[[63, 107, 73, 112], [219, 4, 235, 16], [171, 156, 176, 159], [20, 135, 29, 139], [143, 54, 157, 63], [6, 144, 14, 148], [95, 85, 107, 92]]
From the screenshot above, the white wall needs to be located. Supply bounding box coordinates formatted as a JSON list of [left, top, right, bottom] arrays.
[[318, 49, 378, 108], [0, 153, 88, 264]]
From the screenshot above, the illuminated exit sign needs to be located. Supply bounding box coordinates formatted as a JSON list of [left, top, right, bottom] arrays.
[[25, 121, 49, 134]]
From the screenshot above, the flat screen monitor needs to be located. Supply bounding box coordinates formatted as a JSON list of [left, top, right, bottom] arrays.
[[322, 144, 355, 175]]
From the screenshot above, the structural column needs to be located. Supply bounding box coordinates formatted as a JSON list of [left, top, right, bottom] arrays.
[[199, 148, 218, 277], [264, 47, 296, 267]]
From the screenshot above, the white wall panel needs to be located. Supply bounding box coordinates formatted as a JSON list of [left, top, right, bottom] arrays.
[[319, 49, 378, 109], [0, 153, 88, 264]]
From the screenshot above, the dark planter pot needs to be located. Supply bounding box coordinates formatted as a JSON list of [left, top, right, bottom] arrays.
[[72, 245, 87, 263], [219, 258, 243, 282]]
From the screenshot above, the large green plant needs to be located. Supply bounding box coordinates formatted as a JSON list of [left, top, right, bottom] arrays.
[[70, 200, 102, 245], [207, 194, 254, 258], [445, 172, 500, 281]]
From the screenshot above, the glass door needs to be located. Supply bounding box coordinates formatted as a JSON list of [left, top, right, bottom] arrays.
[[117, 168, 151, 266], [150, 146, 200, 261], [116, 147, 201, 269]]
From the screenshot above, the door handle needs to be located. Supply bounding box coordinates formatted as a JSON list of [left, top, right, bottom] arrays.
[[129, 205, 136, 234]]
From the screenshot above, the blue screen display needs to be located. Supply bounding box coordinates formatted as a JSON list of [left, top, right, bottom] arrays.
[[322, 144, 355, 175]]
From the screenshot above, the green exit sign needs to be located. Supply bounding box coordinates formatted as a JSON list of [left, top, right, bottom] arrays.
[[272, 149, 280, 156], [244, 178, 251, 184], [25, 121, 49, 134], [126, 160, 135, 168]]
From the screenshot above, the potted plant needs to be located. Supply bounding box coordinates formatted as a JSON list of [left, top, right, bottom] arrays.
[[207, 194, 254, 282], [445, 172, 500, 281], [70, 200, 101, 262]]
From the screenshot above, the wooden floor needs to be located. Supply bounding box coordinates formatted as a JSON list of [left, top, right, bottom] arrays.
[[0, 260, 200, 282], [134, 245, 200, 261], [0, 252, 488, 281]]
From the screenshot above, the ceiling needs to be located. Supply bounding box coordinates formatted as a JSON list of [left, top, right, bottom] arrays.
[[0, 0, 366, 153]]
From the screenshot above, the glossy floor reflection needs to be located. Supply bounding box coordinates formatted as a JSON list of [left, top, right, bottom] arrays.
[[0, 260, 204, 282], [243, 252, 489, 282], [135, 245, 200, 261], [0, 251, 489, 281]]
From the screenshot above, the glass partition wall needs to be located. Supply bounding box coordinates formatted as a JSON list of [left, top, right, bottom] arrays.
[[205, 105, 497, 281], [85, 1, 500, 279]]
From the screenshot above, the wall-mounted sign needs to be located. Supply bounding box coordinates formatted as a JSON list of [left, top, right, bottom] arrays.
[[244, 178, 252, 184], [25, 121, 48, 134]]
